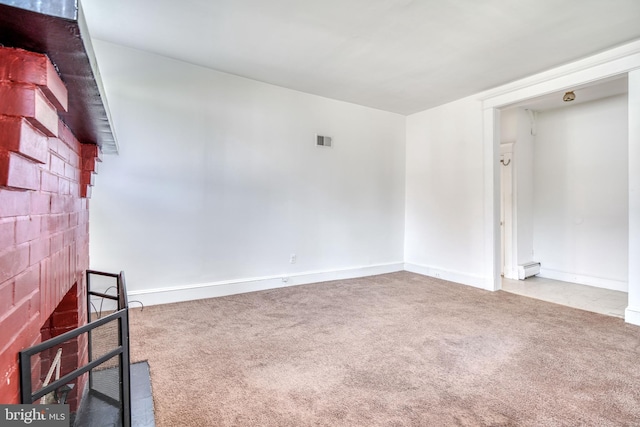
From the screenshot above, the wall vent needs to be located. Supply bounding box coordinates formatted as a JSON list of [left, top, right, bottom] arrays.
[[316, 135, 332, 147]]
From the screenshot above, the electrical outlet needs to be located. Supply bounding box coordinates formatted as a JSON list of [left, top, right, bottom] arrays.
[[289, 254, 296, 264]]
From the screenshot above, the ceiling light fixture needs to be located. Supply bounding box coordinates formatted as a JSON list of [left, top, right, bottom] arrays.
[[563, 91, 576, 102]]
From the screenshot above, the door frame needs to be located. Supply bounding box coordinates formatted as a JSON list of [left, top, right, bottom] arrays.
[[500, 143, 516, 279], [480, 40, 640, 295]]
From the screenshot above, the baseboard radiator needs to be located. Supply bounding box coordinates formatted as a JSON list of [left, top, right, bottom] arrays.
[[518, 262, 541, 280]]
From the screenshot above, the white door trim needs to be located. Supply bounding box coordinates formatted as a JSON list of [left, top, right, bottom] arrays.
[[500, 143, 516, 280]]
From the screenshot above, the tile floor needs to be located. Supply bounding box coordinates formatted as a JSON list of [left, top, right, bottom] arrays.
[[501, 276, 628, 318]]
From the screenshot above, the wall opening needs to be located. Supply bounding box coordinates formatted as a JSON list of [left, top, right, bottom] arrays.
[[482, 45, 640, 324]]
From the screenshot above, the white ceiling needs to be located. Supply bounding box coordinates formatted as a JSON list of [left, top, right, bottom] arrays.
[[81, 0, 640, 115]]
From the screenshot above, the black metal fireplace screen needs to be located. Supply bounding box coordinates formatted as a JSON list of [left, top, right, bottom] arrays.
[[19, 270, 131, 427]]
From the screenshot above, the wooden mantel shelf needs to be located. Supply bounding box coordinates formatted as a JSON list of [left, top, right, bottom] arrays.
[[0, 0, 118, 154]]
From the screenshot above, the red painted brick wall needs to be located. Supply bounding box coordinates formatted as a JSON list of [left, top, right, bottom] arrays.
[[0, 47, 100, 404]]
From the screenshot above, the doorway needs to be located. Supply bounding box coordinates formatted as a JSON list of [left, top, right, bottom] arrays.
[[483, 49, 640, 325], [496, 78, 630, 317]]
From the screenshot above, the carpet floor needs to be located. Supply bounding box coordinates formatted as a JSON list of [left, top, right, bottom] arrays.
[[128, 272, 640, 426]]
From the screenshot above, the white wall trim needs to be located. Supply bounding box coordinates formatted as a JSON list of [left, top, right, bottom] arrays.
[[483, 107, 501, 291], [500, 143, 517, 280], [482, 52, 640, 110], [625, 306, 640, 326], [480, 39, 640, 108], [538, 269, 627, 293], [404, 262, 487, 290], [127, 262, 404, 306]]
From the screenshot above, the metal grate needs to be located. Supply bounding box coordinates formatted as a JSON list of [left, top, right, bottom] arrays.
[[316, 134, 332, 147], [19, 270, 131, 427]]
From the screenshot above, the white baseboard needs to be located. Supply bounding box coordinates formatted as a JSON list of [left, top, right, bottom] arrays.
[[404, 262, 487, 290], [127, 262, 404, 306], [538, 268, 627, 292], [625, 306, 640, 326]]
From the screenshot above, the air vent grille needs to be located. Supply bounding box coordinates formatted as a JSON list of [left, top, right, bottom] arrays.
[[316, 135, 332, 147]]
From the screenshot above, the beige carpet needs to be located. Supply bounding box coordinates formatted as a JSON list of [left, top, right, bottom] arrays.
[[129, 272, 640, 426]]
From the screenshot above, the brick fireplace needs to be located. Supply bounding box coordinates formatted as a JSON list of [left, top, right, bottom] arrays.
[[0, 47, 101, 406]]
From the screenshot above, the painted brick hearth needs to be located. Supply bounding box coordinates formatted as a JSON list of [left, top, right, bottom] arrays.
[[0, 47, 101, 406]]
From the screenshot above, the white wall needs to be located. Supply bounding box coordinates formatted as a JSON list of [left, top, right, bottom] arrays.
[[515, 109, 535, 266], [532, 95, 628, 291], [500, 108, 518, 143], [89, 40, 406, 303], [404, 97, 486, 287]]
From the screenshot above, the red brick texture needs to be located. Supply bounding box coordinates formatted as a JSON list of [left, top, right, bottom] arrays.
[[0, 47, 100, 405], [37, 283, 87, 410], [0, 48, 68, 113]]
